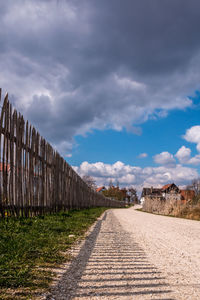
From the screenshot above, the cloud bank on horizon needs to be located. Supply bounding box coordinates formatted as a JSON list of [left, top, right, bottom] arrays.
[[0, 0, 200, 189], [73, 160, 198, 192], [74, 125, 200, 191]]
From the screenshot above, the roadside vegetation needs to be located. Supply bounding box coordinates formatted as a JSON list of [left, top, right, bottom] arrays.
[[82, 176, 139, 204], [176, 202, 200, 221], [139, 202, 200, 221], [141, 178, 200, 221], [137, 206, 200, 221], [102, 180, 138, 203], [175, 179, 200, 221], [0, 207, 108, 299]]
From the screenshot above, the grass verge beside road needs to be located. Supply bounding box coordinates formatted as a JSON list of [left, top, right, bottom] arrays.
[[0, 207, 108, 299]]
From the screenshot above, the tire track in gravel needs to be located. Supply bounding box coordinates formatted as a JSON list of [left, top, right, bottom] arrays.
[[47, 209, 175, 300]]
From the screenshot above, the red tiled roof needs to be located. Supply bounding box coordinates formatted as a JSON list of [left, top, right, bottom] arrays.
[[96, 186, 105, 192], [161, 183, 174, 191], [180, 190, 195, 201]]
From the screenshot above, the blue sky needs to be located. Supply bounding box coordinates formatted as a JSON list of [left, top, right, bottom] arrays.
[[69, 94, 200, 181], [69, 98, 200, 167], [1, 0, 200, 191], [71, 94, 200, 191]]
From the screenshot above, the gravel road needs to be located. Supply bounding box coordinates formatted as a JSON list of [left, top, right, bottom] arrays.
[[47, 207, 200, 300]]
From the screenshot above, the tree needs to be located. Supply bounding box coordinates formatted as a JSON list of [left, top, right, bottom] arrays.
[[128, 187, 138, 204], [82, 175, 97, 190], [187, 178, 200, 204], [187, 178, 200, 195], [108, 179, 113, 188], [192, 178, 200, 195], [102, 185, 128, 201]]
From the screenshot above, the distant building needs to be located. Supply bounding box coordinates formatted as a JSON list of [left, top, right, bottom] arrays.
[[180, 190, 195, 204], [141, 182, 195, 207], [140, 187, 162, 204], [161, 183, 181, 201], [96, 186, 106, 193]]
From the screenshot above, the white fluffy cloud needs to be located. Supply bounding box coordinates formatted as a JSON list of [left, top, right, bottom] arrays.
[[154, 152, 176, 167], [188, 155, 200, 165], [175, 146, 191, 164], [175, 145, 200, 165], [176, 126, 200, 165], [138, 153, 148, 158], [73, 160, 198, 192], [183, 126, 200, 152], [73, 125, 200, 192]]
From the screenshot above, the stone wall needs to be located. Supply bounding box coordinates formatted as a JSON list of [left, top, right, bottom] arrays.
[[143, 195, 182, 215]]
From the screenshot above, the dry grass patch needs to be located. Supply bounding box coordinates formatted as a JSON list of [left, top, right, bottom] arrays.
[[177, 203, 200, 221]]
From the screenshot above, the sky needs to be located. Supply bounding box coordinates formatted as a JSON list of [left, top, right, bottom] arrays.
[[1, 0, 200, 192]]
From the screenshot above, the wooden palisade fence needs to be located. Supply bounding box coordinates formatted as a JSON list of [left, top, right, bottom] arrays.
[[0, 90, 125, 217]]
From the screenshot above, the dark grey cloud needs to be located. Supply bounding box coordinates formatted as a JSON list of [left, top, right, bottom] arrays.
[[1, 0, 200, 155], [88, 0, 200, 75]]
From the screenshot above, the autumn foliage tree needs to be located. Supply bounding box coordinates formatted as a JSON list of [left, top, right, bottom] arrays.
[[102, 186, 127, 201], [102, 185, 138, 203]]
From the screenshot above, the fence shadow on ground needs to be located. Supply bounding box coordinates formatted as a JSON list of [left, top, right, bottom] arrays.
[[47, 212, 175, 300]]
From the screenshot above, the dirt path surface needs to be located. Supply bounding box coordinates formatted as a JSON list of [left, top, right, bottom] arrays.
[[47, 207, 200, 300]]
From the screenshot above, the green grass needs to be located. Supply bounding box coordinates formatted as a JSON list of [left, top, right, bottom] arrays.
[[0, 207, 108, 299]]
